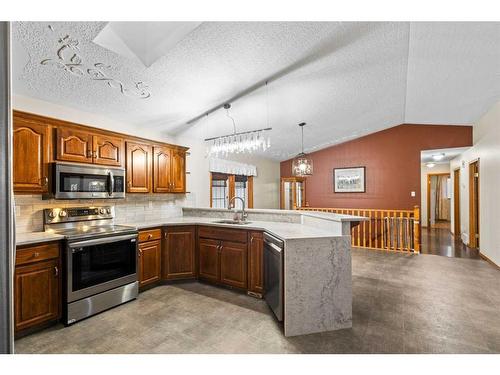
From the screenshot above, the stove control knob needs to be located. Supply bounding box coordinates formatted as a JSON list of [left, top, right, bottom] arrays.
[[48, 210, 57, 218], [106, 208, 111, 214], [99, 208, 106, 215], [59, 210, 68, 218]]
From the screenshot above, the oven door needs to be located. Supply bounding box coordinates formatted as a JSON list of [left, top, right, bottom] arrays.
[[54, 162, 125, 199], [66, 233, 137, 302]]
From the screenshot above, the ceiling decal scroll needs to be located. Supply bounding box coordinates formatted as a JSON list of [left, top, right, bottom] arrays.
[[41, 27, 151, 99]]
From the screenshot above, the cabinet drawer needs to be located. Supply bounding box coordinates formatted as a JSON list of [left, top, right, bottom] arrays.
[[198, 226, 247, 244], [138, 228, 162, 243], [16, 242, 60, 266]]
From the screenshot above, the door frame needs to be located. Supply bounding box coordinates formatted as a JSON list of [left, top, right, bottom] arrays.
[[426, 172, 451, 228], [453, 168, 461, 236], [468, 160, 480, 249]]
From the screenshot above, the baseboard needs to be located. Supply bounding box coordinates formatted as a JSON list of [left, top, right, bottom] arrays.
[[479, 252, 500, 270]]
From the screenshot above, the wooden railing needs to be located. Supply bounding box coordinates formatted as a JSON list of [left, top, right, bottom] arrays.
[[298, 206, 420, 253]]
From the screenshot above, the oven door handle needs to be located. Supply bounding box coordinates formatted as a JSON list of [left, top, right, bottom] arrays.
[[68, 233, 137, 248]]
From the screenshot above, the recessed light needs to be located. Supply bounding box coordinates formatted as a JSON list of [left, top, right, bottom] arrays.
[[426, 162, 436, 168]]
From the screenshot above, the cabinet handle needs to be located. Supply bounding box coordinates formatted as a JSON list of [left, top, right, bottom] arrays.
[[148, 234, 153, 239], [42, 176, 48, 186], [86, 150, 92, 158], [54, 266, 59, 277], [33, 252, 40, 258], [93, 151, 97, 159], [250, 236, 254, 245], [138, 249, 142, 257]]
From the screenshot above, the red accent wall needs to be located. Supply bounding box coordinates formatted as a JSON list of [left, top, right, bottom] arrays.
[[280, 124, 473, 210]]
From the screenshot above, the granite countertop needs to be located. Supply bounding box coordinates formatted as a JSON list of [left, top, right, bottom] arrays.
[[15, 216, 353, 246]]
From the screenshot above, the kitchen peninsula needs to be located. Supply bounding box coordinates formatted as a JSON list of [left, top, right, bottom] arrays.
[[16, 207, 365, 337]]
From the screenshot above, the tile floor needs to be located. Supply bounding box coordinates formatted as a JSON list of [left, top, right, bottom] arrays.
[[15, 248, 500, 354]]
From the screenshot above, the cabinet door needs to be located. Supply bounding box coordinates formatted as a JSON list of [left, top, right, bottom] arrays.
[[56, 127, 93, 163], [126, 142, 151, 193], [171, 149, 186, 193], [15, 259, 60, 332], [153, 146, 172, 193], [220, 240, 248, 289], [138, 240, 161, 287], [198, 238, 220, 283], [13, 119, 50, 193], [163, 226, 196, 279], [248, 231, 264, 295], [93, 134, 124, 167]]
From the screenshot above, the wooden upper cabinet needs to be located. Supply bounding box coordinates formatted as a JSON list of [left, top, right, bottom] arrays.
[[56, 127, 93, 164], [171, 149, 186, 193], [153, 146, 172, 193], [13, 118, 50, 193], [126, 142, 151, 193], [162, 226, 196, 280], [93, 134, 124, 167]]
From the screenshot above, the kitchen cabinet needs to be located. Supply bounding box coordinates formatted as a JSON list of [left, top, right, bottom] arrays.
[[198, 227, 248, 290], [153, 146, 172, 193], [162, 226, 196, 280], [13, 115, 50, 193], [126, 141, 152, 193], [138, 240, 161, 287], [198, 238, 220, 283], [220, 240, 247, 289], [14, 242, 61, 334], [138, 228, 162, 288], [247, 231, 264, 295], [56, 127, 124, 167], [153, 146, 186, 193]]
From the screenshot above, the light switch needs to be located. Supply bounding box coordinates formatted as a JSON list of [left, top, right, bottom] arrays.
[[410, 191, 416, 197]]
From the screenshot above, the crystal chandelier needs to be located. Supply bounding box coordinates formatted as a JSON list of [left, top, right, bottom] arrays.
[[205, 103, 271, 157], [292, 122, 313, 176]]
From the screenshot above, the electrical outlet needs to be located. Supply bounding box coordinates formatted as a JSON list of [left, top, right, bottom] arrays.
[[410, 191, 416, 197]]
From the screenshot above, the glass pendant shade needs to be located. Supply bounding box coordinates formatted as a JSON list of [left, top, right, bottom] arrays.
[[292, 152, 313, 176]]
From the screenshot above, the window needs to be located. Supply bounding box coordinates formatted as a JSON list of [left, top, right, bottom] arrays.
[[210, 173, 253, 209]]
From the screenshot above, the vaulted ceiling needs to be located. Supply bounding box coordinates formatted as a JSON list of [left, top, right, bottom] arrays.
[[12, 22, 500, 160]]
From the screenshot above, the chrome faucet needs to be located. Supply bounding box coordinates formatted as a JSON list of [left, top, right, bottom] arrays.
[[228, 196, 247, 222]]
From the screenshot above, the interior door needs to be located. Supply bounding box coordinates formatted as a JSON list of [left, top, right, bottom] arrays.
[[469, 161, 480, 248], [453, 168, 461, 236], [153, 146, 172, 193], [13, 118, 49, 193], [126, 141, 151, 193], [56, 127, 93, 163]]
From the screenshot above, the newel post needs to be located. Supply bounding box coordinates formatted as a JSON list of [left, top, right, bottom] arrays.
[[413, 205, 420, 253]]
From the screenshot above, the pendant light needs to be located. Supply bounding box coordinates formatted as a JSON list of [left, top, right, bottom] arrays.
[[292, 122, 313, 176]]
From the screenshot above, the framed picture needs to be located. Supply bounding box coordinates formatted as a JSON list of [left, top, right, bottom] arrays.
[[334, 167, 366, 193]]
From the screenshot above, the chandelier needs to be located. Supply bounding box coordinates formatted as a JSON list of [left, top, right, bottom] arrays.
[[292, 122, 313, 176], [205, 103, 271, 157]]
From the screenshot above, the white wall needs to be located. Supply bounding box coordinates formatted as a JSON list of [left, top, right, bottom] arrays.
[[174, 136, 280, 209], [420, 162, 451, 227], [13, 95, 174, 143], [450, 100, 500, 266]]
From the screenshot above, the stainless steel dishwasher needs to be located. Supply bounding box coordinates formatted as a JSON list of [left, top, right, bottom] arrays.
[[264, 232, 284, 321]]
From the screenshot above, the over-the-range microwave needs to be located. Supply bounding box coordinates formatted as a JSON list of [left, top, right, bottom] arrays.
[[51, 162, 125, 199]]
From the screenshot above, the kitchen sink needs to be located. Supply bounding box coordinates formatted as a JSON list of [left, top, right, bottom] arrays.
[[214, 219, 252, 225]]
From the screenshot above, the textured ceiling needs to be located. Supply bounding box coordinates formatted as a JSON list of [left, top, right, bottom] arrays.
[[420, 147, 470, 164], [12, 22, 500, 160]]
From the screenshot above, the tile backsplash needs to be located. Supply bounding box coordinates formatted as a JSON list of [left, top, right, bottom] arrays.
[[14, 193, 196, 233]]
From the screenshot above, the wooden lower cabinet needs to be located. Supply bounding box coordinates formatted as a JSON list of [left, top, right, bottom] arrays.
[[220, 241, 247, 289], [248, 231, 264, 295], [198, 238, 220, 283], [14, 242, 61, 334], [138, 240, 161, 287], [162, 226, 196, 280]]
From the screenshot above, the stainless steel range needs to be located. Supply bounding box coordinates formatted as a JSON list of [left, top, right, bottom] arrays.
[[44, 206, 138, 325]]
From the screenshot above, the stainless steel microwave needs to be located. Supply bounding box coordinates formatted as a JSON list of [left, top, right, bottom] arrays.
[[53, 162, 125, 199]]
